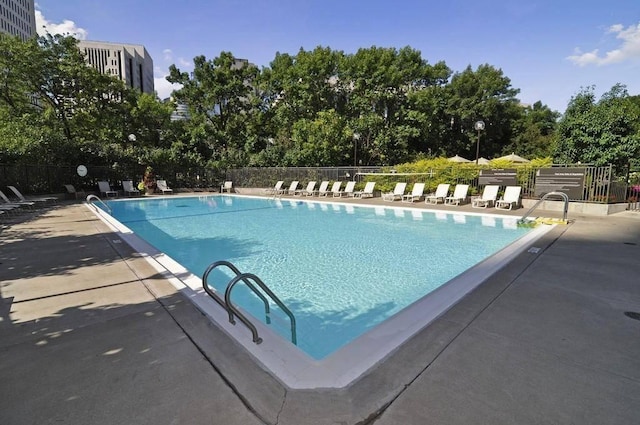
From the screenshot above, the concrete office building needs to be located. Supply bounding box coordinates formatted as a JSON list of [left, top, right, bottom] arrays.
[[0, 0, 37, 41], [78, 40, 155, 94]]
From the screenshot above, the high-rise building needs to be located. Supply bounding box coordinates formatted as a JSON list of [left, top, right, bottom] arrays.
[[78, 40, 154, 94], [0, 0, 37, 41]]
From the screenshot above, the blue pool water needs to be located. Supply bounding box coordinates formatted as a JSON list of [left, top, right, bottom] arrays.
[[107, 195, 531, 359]]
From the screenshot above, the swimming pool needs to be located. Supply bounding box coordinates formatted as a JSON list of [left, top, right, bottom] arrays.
[[93, 194, 551, 388]]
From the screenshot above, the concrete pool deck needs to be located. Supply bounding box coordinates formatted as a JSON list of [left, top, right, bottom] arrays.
[[1, 196, 639, 424]]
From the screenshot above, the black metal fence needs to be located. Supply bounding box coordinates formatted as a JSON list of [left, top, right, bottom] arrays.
[[226, 164, 635, 205], [0, 163, 224, 195], [1, 162, 635, 206]]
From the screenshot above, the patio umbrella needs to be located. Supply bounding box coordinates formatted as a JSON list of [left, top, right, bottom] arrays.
[[447, 155, 471, 163], [496, 152, 530, 163], [477, 157, 490, 165]]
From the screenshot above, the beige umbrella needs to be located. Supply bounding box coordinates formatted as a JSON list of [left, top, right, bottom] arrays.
[[496, 152, 530, 163], [447, 155, 471, 163], [477, 157, 490, 165]]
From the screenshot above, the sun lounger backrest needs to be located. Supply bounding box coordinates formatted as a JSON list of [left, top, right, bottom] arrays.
[[412, 183, 425, 196], [482, 185, 499, 200], [393, 182, 407, 195], [435, 184, 449, 197], [452, 184, 469, 199], [503, 186, 521, 202], [344, 181, 356, 193], [363, 182, 376, 193], [330, 181, 342, 192], [317, 181, 329, 192]]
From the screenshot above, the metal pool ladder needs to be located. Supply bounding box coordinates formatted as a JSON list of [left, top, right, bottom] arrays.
[[86, 194, 112, 215], [202, 260, 297, 345], [518, 191, 569, 224]]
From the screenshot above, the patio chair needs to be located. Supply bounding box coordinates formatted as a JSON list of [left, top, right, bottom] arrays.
[[0, 189, 34, 211], [157, 180, 174, 194], [265, 181, 284, 195], [402, 183, 425, 203], [7, 185, 57, 203], [444, 184, 469, 206], [322, 181, 341, 197], [313, 181, 330, 196], [425, 184, 450, 204], [471, 185, 500, 208], [122, 180, 140, 196], [382, 182, 407, 201], [285, 181, 299, 195], [495, 186, 522, 210], [98, 181, 118, 197], [295, 181, 316, 196], [335, 181, 356, 197], [353, 182, 376, 198], [221, 181, 233, 193], [64, 184, 86, 200]]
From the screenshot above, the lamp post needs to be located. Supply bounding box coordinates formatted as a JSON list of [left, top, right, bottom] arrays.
[[353, 132, 360, 167], [474, 120, 485, 165]]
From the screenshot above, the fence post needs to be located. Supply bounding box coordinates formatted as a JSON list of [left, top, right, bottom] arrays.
[[605, 164, 612, 203]]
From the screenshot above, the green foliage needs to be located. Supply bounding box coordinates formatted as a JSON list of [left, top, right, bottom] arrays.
[[1, 32, 634, 179], [554, 84, 640, 171]]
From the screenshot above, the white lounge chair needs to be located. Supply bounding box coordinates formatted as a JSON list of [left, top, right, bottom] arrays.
[[122, 180, 140, 196], [495, 186, 522, 210], [7, 185, 57, 203], [313, 181, 330, 196], [157, 180, 174, 194], [295, 181, 316, 196], [335, 181, 356, 197], [98, 181, 118, 197], [382, 182, 407, 201], [324, 181, 341, 197], [265, 181, 284, 195], [444, 184, 469, 206], [221, 181, 233, 193], [402, 183, 425, 203], [471, 185, 500, 208], [284, 181, 299, 195], [425, 184, 450, 204], [353, 182, 376, 198]]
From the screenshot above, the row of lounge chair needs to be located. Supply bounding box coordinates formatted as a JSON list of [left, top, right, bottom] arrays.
[[0, 186, 57, 219], [266, 180, 521, 210], [423, 183, 522, 210], [93, 180, 174, 198], [265, 181, 377, 198]]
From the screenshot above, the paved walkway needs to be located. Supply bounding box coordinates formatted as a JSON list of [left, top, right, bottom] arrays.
[[1, 198, 639, 424]]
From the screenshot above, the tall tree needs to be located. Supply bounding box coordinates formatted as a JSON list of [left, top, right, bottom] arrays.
[[506, 101, 559, 158], [445, 64, 521, 159], [167, 52, 261, 168], [554, 84, 640, 171]]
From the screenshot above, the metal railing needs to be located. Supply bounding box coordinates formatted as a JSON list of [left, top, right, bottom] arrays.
[[519, 192, 569, 223], [202, 260, 297, 345], [85, 194, 111, 215]]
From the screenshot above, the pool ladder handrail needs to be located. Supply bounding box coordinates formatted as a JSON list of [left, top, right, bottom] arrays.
[[202, 260, 297, 345], [518, 191, 569, 224], [86, 194, 112, 215]]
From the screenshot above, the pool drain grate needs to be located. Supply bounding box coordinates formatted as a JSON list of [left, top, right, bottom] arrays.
[[624, 311, 640, 321]]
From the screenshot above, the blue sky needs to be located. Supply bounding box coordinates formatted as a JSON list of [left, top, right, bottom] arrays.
[[34, 0, 640, 113]]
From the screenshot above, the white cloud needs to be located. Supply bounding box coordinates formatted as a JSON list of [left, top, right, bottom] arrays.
[[163, 49, 173, 61], [35, 9, 88, 39], [153, 68, 182, 100], [567, 21, 640, 66]]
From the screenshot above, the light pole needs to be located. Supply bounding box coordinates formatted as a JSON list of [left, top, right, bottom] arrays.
[[353, 132, 360, 167], [474, 120, 485, 165]]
